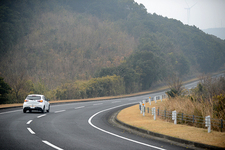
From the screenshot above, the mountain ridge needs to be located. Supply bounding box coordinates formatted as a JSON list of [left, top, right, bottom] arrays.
[[202, 27, 225, 40], [0, 0, 225, 102]]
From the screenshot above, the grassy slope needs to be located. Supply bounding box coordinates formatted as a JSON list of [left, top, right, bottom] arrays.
[[117, 101, 225, 148]]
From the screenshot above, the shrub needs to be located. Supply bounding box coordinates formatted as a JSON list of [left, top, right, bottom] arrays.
[[53, 75, 125, 100]]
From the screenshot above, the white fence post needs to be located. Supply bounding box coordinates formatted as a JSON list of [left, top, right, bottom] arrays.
[[154, 96, 157, 103], [160, 95, 162, 102], [142, 100, 145, 106], [152, 107, 156, 120], [172, 110, 177, 124], [141, 100, 145, 116], [149, 97, 151, 105], [205, 115, 211, 133]]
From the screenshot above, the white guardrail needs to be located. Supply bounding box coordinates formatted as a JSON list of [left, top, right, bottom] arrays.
[[139, 94, 211, 133]]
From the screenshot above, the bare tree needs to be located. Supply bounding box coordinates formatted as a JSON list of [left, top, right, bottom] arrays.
[[9, 72, 28, 103], [166, 74, 184, 97], [2, 51, 29, 103]]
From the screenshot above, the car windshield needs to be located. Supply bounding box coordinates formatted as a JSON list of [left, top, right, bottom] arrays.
[[26, 96, 41, 100]]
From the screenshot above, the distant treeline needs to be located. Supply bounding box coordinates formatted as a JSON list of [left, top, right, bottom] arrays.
[[0, 0, 225, 103]]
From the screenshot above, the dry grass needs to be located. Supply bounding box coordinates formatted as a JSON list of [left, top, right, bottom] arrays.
[[117, 101, 225, 148], [158, 97, 213, 118]]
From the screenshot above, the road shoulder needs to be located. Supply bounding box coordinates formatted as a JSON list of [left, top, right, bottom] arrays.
[[113, 104, 225, 150]]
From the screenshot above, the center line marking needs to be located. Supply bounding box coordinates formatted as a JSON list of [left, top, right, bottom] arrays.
[[27, 128, 35, 134], [37, 114, 46, 118], [75, 106, 85, 109], [93, 103, 103, 106], [42, 140, 64, 150], [54, 110, 66, 113], [27, 120, 33, 124]]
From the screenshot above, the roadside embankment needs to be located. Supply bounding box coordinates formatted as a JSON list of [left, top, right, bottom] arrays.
[[117, 101, 225, 149], [0, 84, 171, 109], [0, 73, 202, 109]]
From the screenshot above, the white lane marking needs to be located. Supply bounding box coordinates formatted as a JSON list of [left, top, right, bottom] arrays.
[[111, 101, 121, 103], [75, 106, 85, 109], [27, 128, 35, 134], [27, 120, 32, 124], [93, 103, 103, 106], [0, 109, 21, 115], [54, 110, 66, 113], [88, 103, 166, 150], [37, 114, 46, 118], [42, 140, 64, 150]]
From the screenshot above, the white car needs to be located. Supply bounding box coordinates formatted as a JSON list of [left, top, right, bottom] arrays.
[[23, 94, 50, 113]]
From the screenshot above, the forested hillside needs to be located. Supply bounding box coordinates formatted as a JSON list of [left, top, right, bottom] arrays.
[[0, 0, 225, 103]]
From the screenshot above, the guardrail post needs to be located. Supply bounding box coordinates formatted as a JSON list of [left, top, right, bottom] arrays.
[[193, 115, 195, 123], [164, 110, 166, 119], [142, 100, 145, 116], [139, 102, 142, 114], [172, 110, 177, 124], [149, 97, 151, 105], [182, 113, 183, 122], [160, 95, 162, 102], [205, 115, 211, 133], [152, 107, 156, 120], [143, 100, 145, 105], [143, 106, 145, 116], [154, 96, 157, 103], [221, 119, 223, 132]]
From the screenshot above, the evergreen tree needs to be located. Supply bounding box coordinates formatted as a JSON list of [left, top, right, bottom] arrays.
[[0, 77, 11, 104]]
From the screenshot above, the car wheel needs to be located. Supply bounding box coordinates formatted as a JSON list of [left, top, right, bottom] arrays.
[[47, 105, 50, 113], [42, 106, 45, 113], [23, 109, 26, 113], [29, 110, 32, 113]]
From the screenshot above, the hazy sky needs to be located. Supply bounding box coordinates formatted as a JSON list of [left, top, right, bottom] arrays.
[[134, 0, 225, 30]]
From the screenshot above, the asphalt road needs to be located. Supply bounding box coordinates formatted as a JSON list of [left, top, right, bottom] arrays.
[[1, 77, 211, 150]]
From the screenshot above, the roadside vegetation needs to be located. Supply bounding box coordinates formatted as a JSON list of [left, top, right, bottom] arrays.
[[117, 103, 225, 148], [164, 74, 225, 120], [0, 77, 11, 104]]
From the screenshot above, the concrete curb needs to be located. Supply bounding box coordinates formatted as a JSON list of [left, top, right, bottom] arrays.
[[0, 105, 22, 110], [114, 110, 224, 150]]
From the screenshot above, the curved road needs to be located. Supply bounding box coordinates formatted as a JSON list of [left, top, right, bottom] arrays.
[[0, 79, 205, 150]]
